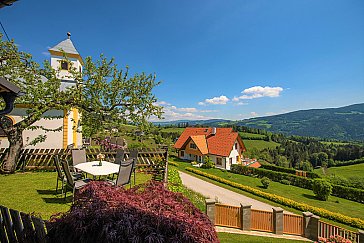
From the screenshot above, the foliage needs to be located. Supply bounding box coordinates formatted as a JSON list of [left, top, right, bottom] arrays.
[[328, 157, 364, 167], [313, 179, 332, 201], [331, 184, 364, 203], [201, 156, 215, 169], [167, 168, 206, 211], [261, 177, 270, 189], [261, 163, 321, 179], [168, 161, 179, 167], [0, 35, 162, 173], [317, 235, 352, 243], [280, 179, 291, 185], [185, 167, 364, 229], [47, 181, 218, 243]]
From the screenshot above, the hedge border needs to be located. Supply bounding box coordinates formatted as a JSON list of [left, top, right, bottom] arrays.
[[185, 167, 364, 230]]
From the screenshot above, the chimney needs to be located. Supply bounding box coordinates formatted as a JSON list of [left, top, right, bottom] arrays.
[[211, 127, 216, 135]]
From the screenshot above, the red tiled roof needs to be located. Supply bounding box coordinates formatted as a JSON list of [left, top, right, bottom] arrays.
[[248, 161, 261, 168], [174, 127, 246, 157]]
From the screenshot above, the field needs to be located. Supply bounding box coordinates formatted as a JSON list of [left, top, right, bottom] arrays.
[[315, 163, 364, 180], [238, 132, 266, 139], [243, 140, 280, 150], [159, 127, 185, 134]]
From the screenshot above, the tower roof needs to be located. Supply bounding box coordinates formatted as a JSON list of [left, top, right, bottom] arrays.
[[48, 33, 83, 64], [49, 38, 80, 55]]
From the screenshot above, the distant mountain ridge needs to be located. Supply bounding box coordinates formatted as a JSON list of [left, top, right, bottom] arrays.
[[154, 103, 364, 141], [236, 103, 364, 141]]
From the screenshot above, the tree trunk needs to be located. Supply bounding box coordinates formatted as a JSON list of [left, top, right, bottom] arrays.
[[0, 116, 24, 174]]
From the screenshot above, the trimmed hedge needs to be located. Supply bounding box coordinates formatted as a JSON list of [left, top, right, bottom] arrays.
[[186, 167, 364, 230], [231, 164, 313, 189], [231, 164, 364, 203], [260, 163, 321, 179], [330, 157, 364, 167], [332, 185, 364, 203], [168, 161, 179, 167]]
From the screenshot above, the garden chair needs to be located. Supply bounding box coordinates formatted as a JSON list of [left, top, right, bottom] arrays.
[[61, 160, 91, 202], [108, 159, 135, 188], [71, 149, 87, 176], [54, 156, 83, 196], [115, 148, 125, 164], [128, 149, 138, 185]]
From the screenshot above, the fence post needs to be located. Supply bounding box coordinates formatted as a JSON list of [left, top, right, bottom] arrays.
[[163, 146, 169, 184], [240, 204, 251, 231], [272, 207, 284, 235], [358, 230, 364, 243], [303, 212, 320, 241], [205, 199, 216, 224]]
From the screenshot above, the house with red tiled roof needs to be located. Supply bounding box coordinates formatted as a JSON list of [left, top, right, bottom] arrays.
[[174, 127, 247, 170]]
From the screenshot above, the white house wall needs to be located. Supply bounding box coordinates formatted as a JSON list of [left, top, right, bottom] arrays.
[[226, 139, 241, 170], [0, 108, 64, 149]]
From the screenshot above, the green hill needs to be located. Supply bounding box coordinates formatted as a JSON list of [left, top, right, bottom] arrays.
[[237, 103, 364, 141]]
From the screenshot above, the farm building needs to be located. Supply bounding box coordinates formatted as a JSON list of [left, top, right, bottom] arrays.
[[174, 127, 247, 170]]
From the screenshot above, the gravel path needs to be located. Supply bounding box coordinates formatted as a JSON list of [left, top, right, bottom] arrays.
[[179, 171, 293, 213]]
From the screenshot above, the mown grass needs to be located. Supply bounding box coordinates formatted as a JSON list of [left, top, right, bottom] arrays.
[[238, 132, 266, 139], [243, 139, 280, 150], [0, 171, 152, 219], [315, 163, 364, 180], [218, 233, 308, 243]]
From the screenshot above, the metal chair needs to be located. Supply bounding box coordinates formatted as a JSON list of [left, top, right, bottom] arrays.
[[53, 156, 65, 195], [108, 159, 135, 188], [128, 149, 138, 185], [115, 149, 125, 164], [61, 160, 91, 202]]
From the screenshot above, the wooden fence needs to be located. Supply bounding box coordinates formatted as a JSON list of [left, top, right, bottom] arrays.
[[283, 214, 304, 236], [208, 202, 362, 242], [250, 209, 273, 232], [215, 204, 241, 229], [0, 205, 47, 243], [0, 147, 168, 170], [318, 221, 360, 243]]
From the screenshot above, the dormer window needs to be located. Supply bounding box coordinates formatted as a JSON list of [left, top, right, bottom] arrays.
[[60, 61, 69, 70]]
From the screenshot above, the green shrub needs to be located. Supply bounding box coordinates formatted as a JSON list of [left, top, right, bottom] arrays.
[[168, 161, 179, 167], [312, 179, 332, 201], [261, 177, 270, 189], [185, 167, 364, 229], [280, 179, 291, 185], [201, 156, 214, 169]]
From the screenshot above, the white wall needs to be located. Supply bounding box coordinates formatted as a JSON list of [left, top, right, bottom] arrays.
[[227, 139, 241, 170], [0, 108, 64, 149]]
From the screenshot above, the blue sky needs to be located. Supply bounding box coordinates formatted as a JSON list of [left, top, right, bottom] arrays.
[[1, 0, 363, 121]]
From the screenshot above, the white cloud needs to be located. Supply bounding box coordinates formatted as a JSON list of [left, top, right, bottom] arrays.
[[42, 51, 50, 56], [149, 101, 218, 121], [234, 86, 283, 101], [250, 112, 258, 117], [199, 95, 229, 105]]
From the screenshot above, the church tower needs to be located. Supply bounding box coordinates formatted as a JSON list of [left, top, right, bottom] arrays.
[[48, 33, 83, 149]]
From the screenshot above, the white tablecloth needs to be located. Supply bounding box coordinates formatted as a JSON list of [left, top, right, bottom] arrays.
[[74, 161, 120, 176]]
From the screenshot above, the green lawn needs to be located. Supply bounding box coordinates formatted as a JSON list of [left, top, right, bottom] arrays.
[[315, 163, 364, 180], [242, 140, 280, 150], [160, 127, 185, 134], [238, 132, 266, 139], [0, 171, 152, 219], [218, 233, 308, 243]]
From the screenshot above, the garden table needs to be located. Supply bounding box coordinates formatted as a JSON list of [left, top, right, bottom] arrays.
[[74, 161, 120, 177]]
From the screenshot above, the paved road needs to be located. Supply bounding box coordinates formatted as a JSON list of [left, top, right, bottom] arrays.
[[179, 171, 293, 213]]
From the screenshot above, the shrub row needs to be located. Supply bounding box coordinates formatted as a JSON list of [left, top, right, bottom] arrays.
[[168, 161, 179, 167], [231, 164, 314, 189], [260, 163, 321, 179], [332, 184, 364, 203], [186, 167, 364, 230], [231, 164, 364, 203], [329, 157, 364, 167]]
